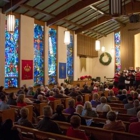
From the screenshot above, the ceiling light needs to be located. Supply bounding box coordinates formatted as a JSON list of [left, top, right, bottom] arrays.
[[7, 15, 15, 32], [95, 40, 100, 51], [101, 46, 105, 52], [64, 31, 70, 45]]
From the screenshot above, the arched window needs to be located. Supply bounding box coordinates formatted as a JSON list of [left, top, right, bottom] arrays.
[[5, 19, 19, 88], [34, 24, 44, 86], [48, 28, 57, 84]]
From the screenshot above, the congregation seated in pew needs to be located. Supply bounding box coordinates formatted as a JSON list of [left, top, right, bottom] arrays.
[[64, 99, 75, 115], [0, 94, 10, 110], [103, 111, 126, 131], [17, 107, 34, 128], [36, 105, 62, 134], [66, 115, 89, 140], [7, 92, 17, 105]]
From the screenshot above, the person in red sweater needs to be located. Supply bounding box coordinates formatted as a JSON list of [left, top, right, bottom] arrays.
[[17, 94, 27, 107], [129, 111, 140, 135], [66, 115, 89, 140]]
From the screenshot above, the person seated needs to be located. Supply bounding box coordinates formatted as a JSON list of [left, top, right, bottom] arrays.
[[0, 86, 8, 95], [0, 119, 21, 140], [27, 86, 35, 96], [0, 94, 10, 110], [51, 104, 66, 122], [75, 95, 84, 107], [107, 90, 117, 101], [36, 105, 62, 134], [60, 90, 68, 97], [34, 95, 47, 104], [96, 97, 112, 116], [91, 93, 100, 107], [129, 111, 140, 135], [53, 88, 64, 98], [112, 85, 119, 95], [133, 91, 139, 100], [47, 91, 56, 101], [16, 94, 27, 107], [124, 96, 134, 109], [17, 107, 34, 128], [69, 88, 79, 97], [23, 84, 28, 94], [34, 88, 42, 99], [127, 99, 140, 115], [64, 99, 75, 115], [82, 101, 97, 117], [68, 105, 86, 125], [117, 89, 127, 101], [66, 115, 89, 140], [88, 82, 94, 92], [103, 111, 125, 131], [7, 92, 17, 105], [81, 85, 91, 94]]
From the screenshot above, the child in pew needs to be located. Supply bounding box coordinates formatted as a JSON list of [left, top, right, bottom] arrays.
[[66, 115, 89, 140], [103, 111, 126, 131], [0, 94, 10, 110], [17, 107, 34, 128]]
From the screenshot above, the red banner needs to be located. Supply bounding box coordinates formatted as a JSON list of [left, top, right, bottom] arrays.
[[22, 60, 33, 80]]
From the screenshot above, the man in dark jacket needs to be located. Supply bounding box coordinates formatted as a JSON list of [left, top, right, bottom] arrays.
[[36, 105, 62, 134]]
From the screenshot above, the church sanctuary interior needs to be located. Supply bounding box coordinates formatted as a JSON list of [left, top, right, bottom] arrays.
[[0, 0, 140, 140]]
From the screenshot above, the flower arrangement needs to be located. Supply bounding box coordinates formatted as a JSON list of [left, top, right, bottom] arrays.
[[64, 77, 70, 84], [79, 75, 92, 80]]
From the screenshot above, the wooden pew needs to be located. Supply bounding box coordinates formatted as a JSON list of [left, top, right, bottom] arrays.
[[0, 108, 15, 122], [111, 107, 127, 114], [49, 99, 61, 111], [108, 103, 124, 108], [15, 125, 81, 140], [117, 113, 136, 122], [65, 97, 73, 109], [53, 121, 140, 140], [83, 94, 90, 102], [10, 105, 33, 122], [33, 103, 47, 116]]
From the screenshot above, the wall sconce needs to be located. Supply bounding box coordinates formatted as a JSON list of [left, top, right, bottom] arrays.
[[64, 31, 70, 45], [7, 14, 15, 32], [101, 46, 105, 52], [109, 0, 122, 17], [95, 40, 100, 51]]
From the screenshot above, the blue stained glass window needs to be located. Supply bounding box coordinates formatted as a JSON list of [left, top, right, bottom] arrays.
[[67, 34, 74, 81], [5, 19, 19, 88], [115, 32, 121, 72], [34, 24, 44, 86], [48, 28, 57, 84]]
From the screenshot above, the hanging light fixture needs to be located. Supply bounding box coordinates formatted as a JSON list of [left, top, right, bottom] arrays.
[[7, 14, 15, 32], [64, 30, 70, 45], [109, 0, 122, 17], [6, 0, 15, 33], [95, 40, 100, 51], [101, 46, 105, 52]]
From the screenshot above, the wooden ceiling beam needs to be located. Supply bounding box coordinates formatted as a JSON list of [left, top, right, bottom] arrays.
[[2, 0, 28, 13], [20, 4, 55, 18], [47, 0, 103, 26], [75, 1, 140, 34]]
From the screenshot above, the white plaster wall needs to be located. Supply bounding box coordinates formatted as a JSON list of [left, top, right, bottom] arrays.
[[0, 9, 5, 86], [57, 26, 67, 84], [74, 33, 115, 82], [134, 33, 140, 69], [20, 15, 34, 87]]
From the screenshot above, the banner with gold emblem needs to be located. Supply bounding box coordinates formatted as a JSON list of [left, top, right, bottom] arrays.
[[22, 60, 33, 80]]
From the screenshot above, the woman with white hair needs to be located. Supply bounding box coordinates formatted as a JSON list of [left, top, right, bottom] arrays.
[[82, 101, 98, 117]]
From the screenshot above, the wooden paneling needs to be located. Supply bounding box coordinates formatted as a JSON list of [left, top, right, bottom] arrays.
[[77, 34, 98, 57], [120, 22, 140, 70]]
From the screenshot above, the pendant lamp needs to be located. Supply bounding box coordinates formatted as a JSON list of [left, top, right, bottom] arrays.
[[64, 31, 70, 45]]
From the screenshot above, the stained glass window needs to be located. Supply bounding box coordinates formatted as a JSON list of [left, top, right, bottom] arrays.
[[5, 19, 19, 88], [115, 32, 121, 72], [48, 28, 57, 84], [67, 34, 74, 81], [34, 24, 44, 86]]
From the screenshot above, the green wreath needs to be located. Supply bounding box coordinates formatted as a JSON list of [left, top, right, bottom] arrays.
[[99, 52, 112, 65]]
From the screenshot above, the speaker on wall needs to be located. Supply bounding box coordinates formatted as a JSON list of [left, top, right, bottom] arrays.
[[129, 14, 140, 23]]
